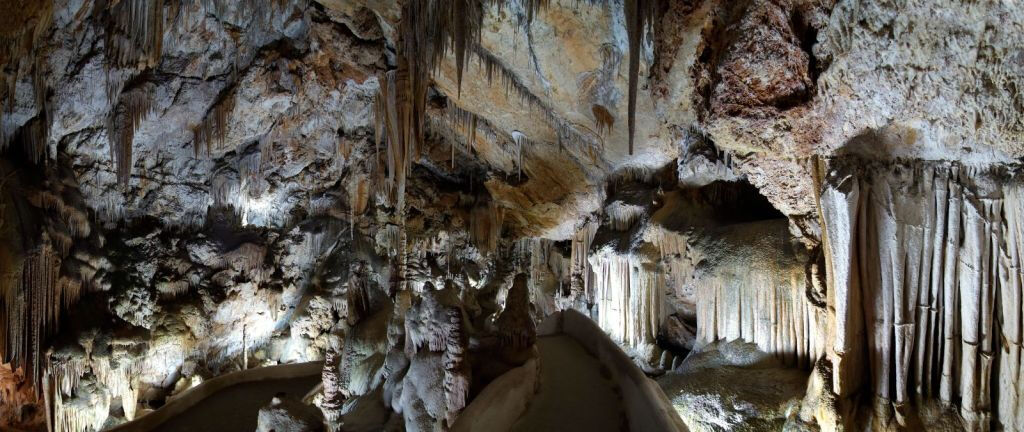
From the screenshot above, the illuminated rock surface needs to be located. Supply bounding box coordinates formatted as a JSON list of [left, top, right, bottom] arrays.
[[0, 0, 1022, 431]]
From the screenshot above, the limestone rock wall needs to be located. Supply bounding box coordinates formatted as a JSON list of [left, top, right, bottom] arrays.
[[2, 0, 1024, 431]]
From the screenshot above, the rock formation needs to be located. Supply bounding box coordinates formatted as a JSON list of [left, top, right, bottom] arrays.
[[0, 0, 1022, 431]]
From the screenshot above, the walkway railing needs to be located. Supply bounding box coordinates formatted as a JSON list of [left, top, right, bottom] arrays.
[[539, 309, 689, 432], [107, 361, 323, 432]]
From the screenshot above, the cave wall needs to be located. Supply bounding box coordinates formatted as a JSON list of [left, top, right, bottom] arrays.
[[0, 0, 1023, 431]]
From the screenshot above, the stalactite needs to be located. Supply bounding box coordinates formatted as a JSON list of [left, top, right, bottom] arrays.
[[107, 88, 153, 184], [348, 174, 369, 237], [192, 89, 235, 158], [570, 221, 598, 305], [692, 262, 824, 368], [511, 130, 526, 180], [1, 240, 63, 391], [605, 201, 646, 231], [469, 199, 504, 253], [624, 0, 656, 155], [591, 254, 664, 352]]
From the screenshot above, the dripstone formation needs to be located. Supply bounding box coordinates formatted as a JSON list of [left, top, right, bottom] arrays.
[[1, 1, 1023, 431]]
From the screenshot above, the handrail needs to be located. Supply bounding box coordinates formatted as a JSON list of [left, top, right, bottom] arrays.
[[539, 310, 689, 432], [107, 361, 323, 432]]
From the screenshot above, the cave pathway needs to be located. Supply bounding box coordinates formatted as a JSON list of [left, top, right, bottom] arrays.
[[511, 335, 626, 432], [149, 373, 321, 432]]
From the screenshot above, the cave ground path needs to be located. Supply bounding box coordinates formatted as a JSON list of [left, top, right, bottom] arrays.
[[149, 374, 321, 432], [511, 335, 627, 432]]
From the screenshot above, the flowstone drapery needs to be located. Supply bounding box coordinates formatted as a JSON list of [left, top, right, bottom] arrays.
[[820, 158, 1024, 430]]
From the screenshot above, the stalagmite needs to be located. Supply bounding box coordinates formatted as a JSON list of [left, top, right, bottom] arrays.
[[496, 274, 536, 349], [320, 340, 344, 427]]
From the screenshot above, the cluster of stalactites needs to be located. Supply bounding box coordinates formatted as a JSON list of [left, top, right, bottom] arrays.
[[522, 238, 570, 317], [0, 0, 53, 159], [48, 351, 145, 432], [376, 0, 654, 210], [469, 198, 504, 253], [90, 0, 298, 185], [107, 87, 153, 185], [96, 0, 298, 71], [578, 43, 622, 136], [0, 241, 65, 392], [192, 90, 236, 159], [820, 160, 1024, 430], [693, 265, 826, 369], [374, 67, 426, 212], [94, 0, 165, 70], [445, 103, 479, 169], [468, 46, 604, 163], [570, 221, 599, 305], [591, 254, 664, 351], [0, 167, 95, 399]]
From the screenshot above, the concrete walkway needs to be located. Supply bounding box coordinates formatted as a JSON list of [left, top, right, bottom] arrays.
[[151, 374, 321, 432], [511, 335, 626, 432], [108, 362, 323, 432]]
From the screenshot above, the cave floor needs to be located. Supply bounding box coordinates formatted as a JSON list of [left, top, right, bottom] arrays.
[[511, 335, 626, 432], [150, 373, 321, 432]]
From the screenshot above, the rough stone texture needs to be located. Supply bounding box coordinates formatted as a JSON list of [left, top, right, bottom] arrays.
[[256, 394, 325, 432], [659, 340, 809, 432], [2, 1, 1024, 431]]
